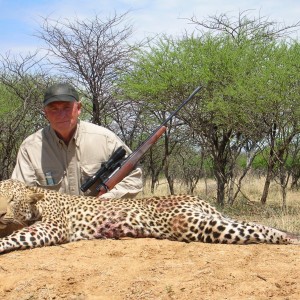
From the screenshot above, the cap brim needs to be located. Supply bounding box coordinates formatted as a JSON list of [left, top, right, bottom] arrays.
[[43, 95, 77, 107]]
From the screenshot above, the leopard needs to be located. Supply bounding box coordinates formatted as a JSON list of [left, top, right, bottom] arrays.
[[0, 179, 299, 254]]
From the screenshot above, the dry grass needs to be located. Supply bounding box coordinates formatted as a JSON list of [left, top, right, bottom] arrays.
[[141, 176, 300, 234]]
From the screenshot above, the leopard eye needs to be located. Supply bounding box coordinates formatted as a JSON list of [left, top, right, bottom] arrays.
[[6, 195, 14, 204]]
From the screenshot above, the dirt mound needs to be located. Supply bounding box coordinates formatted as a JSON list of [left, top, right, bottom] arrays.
[[0, 239, 299, 299]]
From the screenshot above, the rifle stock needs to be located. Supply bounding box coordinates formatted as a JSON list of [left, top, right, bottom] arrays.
[[95, 85, 202, 197]]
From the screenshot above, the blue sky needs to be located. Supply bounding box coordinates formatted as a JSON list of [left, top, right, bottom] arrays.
[[1, 0, 300, 55]]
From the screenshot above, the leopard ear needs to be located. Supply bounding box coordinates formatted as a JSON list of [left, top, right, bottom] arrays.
[[26, 192, 44, 204]]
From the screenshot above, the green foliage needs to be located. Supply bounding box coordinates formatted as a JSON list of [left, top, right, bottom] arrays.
[[119, 33, 300, 138], [236, 148, 300, 173], [236, 154, 247, 169], [252, 153, 269, 171], [119, 35, 206, 104], [0, 84, 21, 116], [118, 24, 300, 204]]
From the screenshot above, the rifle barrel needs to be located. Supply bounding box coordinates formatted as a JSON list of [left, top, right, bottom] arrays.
[[162, 85, 202, 126]]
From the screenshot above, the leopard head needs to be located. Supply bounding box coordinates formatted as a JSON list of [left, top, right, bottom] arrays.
[[0, 179, 44, 226]]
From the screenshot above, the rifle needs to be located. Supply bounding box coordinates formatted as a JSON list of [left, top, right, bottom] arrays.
[[80, 85, 202, 196]]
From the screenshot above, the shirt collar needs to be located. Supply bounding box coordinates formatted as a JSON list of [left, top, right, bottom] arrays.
[[74, 120, 81, 147], [46, 121, 81, 148]]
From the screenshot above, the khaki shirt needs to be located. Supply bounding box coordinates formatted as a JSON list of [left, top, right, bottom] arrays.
[[11, 120, 143, 199]]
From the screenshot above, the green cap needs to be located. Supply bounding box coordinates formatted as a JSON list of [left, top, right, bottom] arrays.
[[43, 83, 79, 106]]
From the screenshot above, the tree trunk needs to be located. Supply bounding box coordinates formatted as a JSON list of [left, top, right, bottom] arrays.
[[214, 167, 226, 206], [217, 178, 226, 206], [92, 95, 101, 125], [281, 183, 287, 212], [166, 175, 175, 195], [261, 124, 276, 204], [227, 176, 235, 205], [261, 172, 272, 204]]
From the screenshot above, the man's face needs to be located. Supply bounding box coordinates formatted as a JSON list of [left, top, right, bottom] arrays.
[[43, 101, 82, 136]]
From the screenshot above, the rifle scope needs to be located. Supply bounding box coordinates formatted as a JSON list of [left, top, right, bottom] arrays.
[[80, 146, 126, 192]]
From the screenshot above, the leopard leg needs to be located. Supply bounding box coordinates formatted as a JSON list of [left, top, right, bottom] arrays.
[[0, 221, 68, 254], [198, 216, 300, 244]]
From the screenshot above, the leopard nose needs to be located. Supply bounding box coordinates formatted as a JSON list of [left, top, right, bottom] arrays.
[[0, 212, 7, 226], [0, 211, 5, 217]]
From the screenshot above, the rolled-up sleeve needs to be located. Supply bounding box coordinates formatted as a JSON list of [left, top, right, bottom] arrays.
[[99, 166, 143, 199], [11, 144, 37, 186]]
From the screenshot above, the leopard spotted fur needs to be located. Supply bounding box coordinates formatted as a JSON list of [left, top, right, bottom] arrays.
[[0, 179, 299, 253]]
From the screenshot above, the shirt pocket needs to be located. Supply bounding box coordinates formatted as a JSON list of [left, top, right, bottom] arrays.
[[80, 163, 103, 196], [35, 168, 64, 191]]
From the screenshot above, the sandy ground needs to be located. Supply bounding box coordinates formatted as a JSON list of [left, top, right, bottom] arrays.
[[0, 238, 299, 300]]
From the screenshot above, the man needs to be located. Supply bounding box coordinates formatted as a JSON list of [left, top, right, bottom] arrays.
[[0, 82, 143, 236]]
